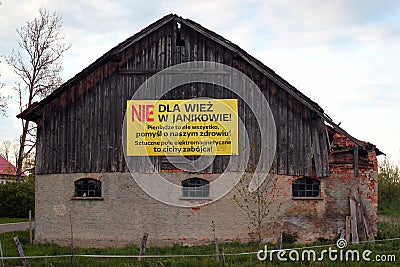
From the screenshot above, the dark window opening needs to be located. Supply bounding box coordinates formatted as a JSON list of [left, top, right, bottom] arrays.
[[292, 177, 320, 198], [74, 178, 102, 197], [182, 177, 209, 198]]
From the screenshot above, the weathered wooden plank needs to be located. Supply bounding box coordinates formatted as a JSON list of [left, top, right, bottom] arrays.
[[82, 85, 88, 172], [108, 74, 116, 172], [256, 75, 271, 172], [84, 84, 91, 172], [287, 96, 295, 175], [95, 82, 102, 172], [112, 73, 120, 171], [84, 81, 90, 172], [354, 146, 359, 177], [278, 91, 288, 174], [158, 28, 165, 70], [267, 82, 278, 174], [350, 197, 359, 243], [56, 100, 62, 173], [257, 77, 267, 172], [52, 107, 60, 173], [77, 81, 84, 173], [77, 84, 84, 173], [78, 85, 84, 173], [304, 109, 313, 176], [105, 75, 115, 171], [57, 96, 64, 173], [150, 35, 157, 70], [63, 94, 69, 173], [114, 74, 122, 172], [124, 75, 133, 172], [39, 109, 46, 174], [191, 31, 198, 62], [99, 80, 106, 172], [314, 118, 329, 177], [355, 189, 367, 241], [49, 106, 54, 173], [46, 110, 51, 174], [247, 69, 256, 172], [69, 87, 75, 173], [34, 119, 42, 174], [311, 116, 323, 177], [117, 75, 125, 172], [48, 106, 54, 173], [197, 37, 206, 98], [318, 119, 329, 177], [296, 103, 303, 176], [50, 105, 56, 173]]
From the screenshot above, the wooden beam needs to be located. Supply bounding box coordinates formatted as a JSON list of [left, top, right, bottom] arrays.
[[345, 216, 351, 242], [350, 198, 359, 244], [354, 145, 359, 177]]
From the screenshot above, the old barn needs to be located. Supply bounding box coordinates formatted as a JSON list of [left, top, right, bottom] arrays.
[[19, 14, 381, 247]]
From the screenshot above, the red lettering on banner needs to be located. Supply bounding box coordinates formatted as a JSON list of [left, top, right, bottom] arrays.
[[132, 104, 154, 122]]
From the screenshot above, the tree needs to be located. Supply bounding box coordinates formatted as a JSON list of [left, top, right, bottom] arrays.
[[0, 87, 7, 116], [378, 158, 400, 201], [0, 178, 35, 218], [233, 174, 282, 243], [5, 8, 70, 180], [0, 61, 10, 116], [0, 140, 12, 161], [0, 139, 19, 166]]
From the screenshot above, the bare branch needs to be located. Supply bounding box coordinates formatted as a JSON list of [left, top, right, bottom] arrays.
[[0, 60, 10, 116], [23, 143, 36, 158], [233, 173, 281, 243], [4, 8, 70, 180], [0, 140, 12, 160]]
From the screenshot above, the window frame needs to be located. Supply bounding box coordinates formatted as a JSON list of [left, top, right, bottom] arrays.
[[72, 178, 103, 200], [292, 177, 322, 199], [180, 177, 211, 200]]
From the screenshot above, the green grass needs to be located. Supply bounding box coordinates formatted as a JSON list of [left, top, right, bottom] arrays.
[[0, 217, 31, 224], [0, 230, 399, 267], [379, 199, 400, 216], [377, 221, 400, 240]]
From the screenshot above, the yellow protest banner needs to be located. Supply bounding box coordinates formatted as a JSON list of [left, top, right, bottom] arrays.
[[126, 99, 238, 156]]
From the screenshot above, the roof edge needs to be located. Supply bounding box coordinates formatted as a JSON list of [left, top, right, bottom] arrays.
[[17, 14, 178, 121]]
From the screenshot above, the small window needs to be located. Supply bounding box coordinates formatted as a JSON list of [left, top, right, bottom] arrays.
[[292, 177, 320, 198], [182, 178, 209, 198], [74, 178, 102, 197]]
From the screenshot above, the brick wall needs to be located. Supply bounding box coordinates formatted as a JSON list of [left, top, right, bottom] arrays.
[[34, 166, 378, 247]]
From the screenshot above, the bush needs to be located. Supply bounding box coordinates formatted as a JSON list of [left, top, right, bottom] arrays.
[[0, 179, 34, 218], [378, 158, 400, 217], [377, 222, 400, 240], [378, 158, 400, 202]]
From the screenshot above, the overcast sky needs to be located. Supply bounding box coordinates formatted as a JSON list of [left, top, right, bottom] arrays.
[[0, 0, 399, 164]]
